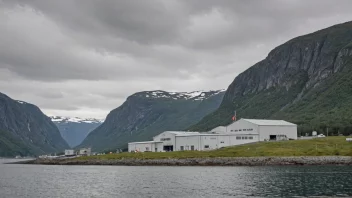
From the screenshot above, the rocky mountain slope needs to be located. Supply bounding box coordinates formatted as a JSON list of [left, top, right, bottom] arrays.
[[79, 90, 225, 151], [0, 93, 69, 157], [50, 116, 103, 148], [190, 21, 352, 135]]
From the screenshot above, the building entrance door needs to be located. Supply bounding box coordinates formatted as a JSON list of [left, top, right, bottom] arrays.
[[269, 135, 277, 140], [163, 145, 173, 151]]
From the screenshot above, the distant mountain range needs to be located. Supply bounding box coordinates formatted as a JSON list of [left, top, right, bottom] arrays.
[[78, 90, 225, 151], [50, 116, 103, 148], [190, 21, 352, 135], [0, 93, 69, 157]]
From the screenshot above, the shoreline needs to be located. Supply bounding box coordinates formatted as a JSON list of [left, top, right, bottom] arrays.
[[9, 156, 352, 166]]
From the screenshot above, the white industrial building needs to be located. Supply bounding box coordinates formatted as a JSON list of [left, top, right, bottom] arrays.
[[64, 149, 75, 156], [128, 119, 297, 152], [79, 147, 92, 156]]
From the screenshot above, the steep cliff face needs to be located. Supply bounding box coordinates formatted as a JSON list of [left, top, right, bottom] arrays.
[[50, 116, 103, 148], [79, 90, 225, 151], [191, 21, 352, 134], [0, 93, 69, 156]]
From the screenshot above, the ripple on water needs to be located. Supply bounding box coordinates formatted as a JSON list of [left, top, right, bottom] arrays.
[[1, 159, 352, 197]]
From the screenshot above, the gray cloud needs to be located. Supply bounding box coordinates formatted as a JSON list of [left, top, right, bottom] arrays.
[[1, 0, 352, 118]]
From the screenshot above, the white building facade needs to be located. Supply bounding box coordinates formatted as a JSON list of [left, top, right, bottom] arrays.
[[128, 141, 163, 152], [224, 119, 297, 141], [64, 149, 75, 156], [128, 119, 297, 152], [79, 148, 92, 156], [174, 133, 259, 151]]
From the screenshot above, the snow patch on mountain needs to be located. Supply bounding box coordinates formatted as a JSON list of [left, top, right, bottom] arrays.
[[141, 89, 225, 101], [16, 100, 26, 104], [50, 116, 104, 123]]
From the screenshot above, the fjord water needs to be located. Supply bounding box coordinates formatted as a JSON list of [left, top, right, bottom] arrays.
[[1, 159, 352, 198]]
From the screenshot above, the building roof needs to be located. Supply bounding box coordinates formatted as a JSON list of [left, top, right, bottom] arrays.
[[210, 126, 226, 132], [175, 133, 202, 137], [176, 133, 259, 137], [128, 141, 162, 144], [241, 119, 296, 126], [167, 131, 200, 135]]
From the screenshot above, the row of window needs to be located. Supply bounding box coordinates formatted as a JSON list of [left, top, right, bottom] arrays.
[[179, 137, 254, 150], [180, 145, 195, 151], [160, 138, 171, 141], [180, 145, 215, 150], [236, 136, 254, 140], [145, 147, 158, 152], [230, 128, 254, 132]]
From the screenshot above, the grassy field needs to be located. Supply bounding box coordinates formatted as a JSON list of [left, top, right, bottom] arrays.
[[79, 137, 352, 160]]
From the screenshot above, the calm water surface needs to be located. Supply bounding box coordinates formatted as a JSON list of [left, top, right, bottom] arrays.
[[1, 159, 352, 198]]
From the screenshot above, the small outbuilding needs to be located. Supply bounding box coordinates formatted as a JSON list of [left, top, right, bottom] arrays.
[[64, 149, 75, 156], [128, 141, 163, 152], [79, 147, 92, 156]]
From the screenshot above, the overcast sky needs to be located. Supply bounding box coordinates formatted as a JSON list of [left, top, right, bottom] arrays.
[[1, 0, 352, 119]]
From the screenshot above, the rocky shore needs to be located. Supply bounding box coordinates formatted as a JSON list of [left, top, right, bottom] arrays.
[[12, 156, 352, 166]]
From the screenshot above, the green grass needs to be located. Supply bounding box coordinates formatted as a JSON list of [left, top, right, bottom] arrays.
[[77, 137, 352, 161]]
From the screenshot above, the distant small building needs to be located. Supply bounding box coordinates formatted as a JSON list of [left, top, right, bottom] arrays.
[[128, 141, 163, 152], [79, 148, 91, 156], [65, 149, 75, 156]]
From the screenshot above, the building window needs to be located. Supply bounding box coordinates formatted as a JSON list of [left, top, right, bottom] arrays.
[[146, 147, 149, 151], [180, 146, 184, 151], [249, 137, 253, 140], [239, 129, 242, 131], [243, 129, 247, 131], [230, 130, 234, 132], [204, 145, 209, 149], [244, 137, 248, 139], [191, 145, 195, 150], [220, 141, 224, 143], [236, 137, 241, 140], [235, 130, 238, 132], [242, 137, 245, 139], [160, 138, 171, 141], [210, 137, 216, 140]]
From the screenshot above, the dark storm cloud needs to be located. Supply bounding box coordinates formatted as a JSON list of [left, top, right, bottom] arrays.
[[1, 0, 352, 118], [3, 0, 187, 44]]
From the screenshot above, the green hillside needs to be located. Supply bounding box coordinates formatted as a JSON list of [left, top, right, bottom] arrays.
[[0, 92, 69, 157], [79, 90, 224, 152], [190, 22, 352, 135], [0, 130, 33, 157]]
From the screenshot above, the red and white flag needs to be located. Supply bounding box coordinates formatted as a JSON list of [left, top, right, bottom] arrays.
[[232, 111, 237, 121]]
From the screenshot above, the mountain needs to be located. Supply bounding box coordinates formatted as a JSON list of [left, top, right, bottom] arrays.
[[50, 116, 103, 148], [0, 93, 69, 157], [78, 90, 225, 151], [190, 21, 352, 135]]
